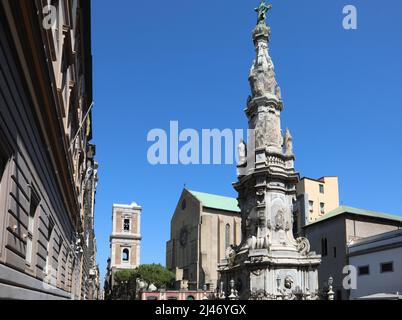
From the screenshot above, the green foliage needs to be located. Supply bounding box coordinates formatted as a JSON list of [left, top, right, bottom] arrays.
[[114, 269, 136, 282], [133, 264, 175, 289], [111, 264, 175, 300]]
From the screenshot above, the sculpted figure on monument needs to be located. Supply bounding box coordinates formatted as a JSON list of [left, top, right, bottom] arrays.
[[266, 114, 281, 147], [255, 1, 272, 24], [237, 139, 247, 166], [255, 115, 269, 148], [249, 52, 278, 97], [284, 128, 293, 156], [284, 276, 294, 290], [274, 210, 285, 231], [226, 245, 237, 267]]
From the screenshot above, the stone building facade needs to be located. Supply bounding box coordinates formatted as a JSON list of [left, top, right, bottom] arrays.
[[294, 176, 340, 235], [348, 229, 402, 300], [0, 0, 98, 299], [166, 189, 241, 291], [303, 206, 402, 300]]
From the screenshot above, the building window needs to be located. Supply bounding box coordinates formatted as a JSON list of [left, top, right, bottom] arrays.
[[319, 184, 324, 194], [122, 249, 129, 262], [45, 219, 55, 276], [320, 202, 325, 214], [26, 187, 40, 265], [0, 154, 7, 188], [380, 262, 394, 273], [181, 199, 186, 210], [333, 247, 337, 258], [123, 219, 130, 231], [309, 201, 314, 213], [358, 265, 370, 276], [321, 238, 328, 257], [183, 268, 189, 280], [225, 224, 231, 249]]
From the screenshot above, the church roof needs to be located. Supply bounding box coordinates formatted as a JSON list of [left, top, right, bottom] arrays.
[[188, 190, 240, 213], [306, 205, 402, 227]]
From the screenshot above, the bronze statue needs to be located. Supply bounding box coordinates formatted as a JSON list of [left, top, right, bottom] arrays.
[[255, 1, 272, 24]]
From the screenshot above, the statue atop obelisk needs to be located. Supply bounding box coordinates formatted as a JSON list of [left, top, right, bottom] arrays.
[[219, 1, 321, 300]]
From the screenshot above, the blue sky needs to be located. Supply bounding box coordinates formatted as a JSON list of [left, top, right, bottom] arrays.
[[91, 0, 402, 282]]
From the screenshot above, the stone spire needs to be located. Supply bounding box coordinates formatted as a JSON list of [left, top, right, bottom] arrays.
[[249, 1, 281, 102], [219, 2, 321, 300]]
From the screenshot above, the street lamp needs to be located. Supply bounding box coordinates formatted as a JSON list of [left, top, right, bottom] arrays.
[[228, 279, 238, 300], [218, 281, 225, 300], [327, 276, 334, 301], [229, 279, 235, 290]]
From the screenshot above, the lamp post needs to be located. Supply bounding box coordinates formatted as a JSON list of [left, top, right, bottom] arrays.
[[228, 279, 238, 300], [218, 281, 226, 300], [327, 276, 334, 301], [202, 284, 209, 300]]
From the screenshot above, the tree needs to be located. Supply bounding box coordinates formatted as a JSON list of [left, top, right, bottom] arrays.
[[111, 264, 175, 300], [133, 264, 175, 289]]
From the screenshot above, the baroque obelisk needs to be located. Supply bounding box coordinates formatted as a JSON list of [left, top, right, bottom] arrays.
[[218, 1, 321, 300]]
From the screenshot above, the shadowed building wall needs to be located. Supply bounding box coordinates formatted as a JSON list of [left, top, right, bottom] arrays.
[[0, 0, 97, 300]]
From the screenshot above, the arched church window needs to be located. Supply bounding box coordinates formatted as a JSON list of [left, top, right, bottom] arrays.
[[225, 224, 231, 249], [122, 249, 130, 262], [321, 238, 328, 256]]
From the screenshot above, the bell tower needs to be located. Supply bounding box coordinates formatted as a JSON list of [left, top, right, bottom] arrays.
[[110, 202, 142, 270]]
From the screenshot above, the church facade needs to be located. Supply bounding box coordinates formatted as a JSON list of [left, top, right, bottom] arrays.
[[166, 189, 241, 291]]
